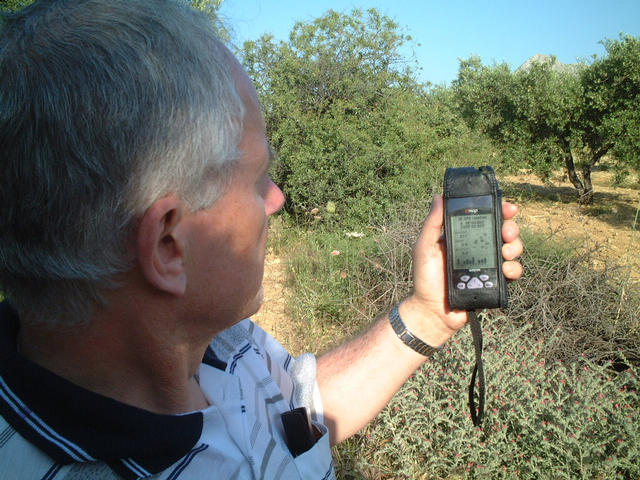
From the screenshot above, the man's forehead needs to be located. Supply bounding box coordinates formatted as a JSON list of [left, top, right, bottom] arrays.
[[229, 57, 260, 110]]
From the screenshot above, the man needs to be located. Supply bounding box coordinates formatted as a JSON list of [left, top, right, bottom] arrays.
[[0, 0, 523, 478]]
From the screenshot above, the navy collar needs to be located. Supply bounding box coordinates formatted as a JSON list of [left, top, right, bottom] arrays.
[[0, 301, 204, 479]]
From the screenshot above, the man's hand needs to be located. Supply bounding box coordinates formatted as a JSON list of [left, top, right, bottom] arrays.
[[400, 195, 523, 346]]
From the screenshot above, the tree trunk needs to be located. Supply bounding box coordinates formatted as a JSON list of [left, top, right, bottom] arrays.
[[578, 145, 611, 205], [564, 153, 590, 203], [579, 164, 594, 204], [563, 144, 611, 205], [564, 151, 600, 205]]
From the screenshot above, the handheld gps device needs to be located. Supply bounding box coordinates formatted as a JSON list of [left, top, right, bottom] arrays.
[[443, 166, 508, 426], [444, 166, 508, 311]]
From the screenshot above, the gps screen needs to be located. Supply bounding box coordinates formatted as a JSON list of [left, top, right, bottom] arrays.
[[450, 212, 497, 270]]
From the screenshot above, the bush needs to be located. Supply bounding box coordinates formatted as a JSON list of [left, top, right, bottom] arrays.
[[334, 315, 640, 479], [507, 228, 640, 367], [243, 9, 495, 227]]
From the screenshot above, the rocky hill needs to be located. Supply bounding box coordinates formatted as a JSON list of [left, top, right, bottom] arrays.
[[516, 53, 584, 76]]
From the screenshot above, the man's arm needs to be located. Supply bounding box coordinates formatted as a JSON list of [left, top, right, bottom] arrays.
[[316, 195, 523, 445]]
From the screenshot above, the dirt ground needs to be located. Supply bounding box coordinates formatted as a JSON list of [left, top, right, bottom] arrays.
[[253, 169, 640, 338], [503, 169, 639, 283], [252, 254, 290, 341]]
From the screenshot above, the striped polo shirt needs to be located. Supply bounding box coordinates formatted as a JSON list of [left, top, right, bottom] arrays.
[[0, 302, 334, 479]]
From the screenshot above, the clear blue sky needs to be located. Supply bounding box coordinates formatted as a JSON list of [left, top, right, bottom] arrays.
[[219, 0, 640, 86]]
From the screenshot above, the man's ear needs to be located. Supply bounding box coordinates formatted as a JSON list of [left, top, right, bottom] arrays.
[[136, 195, 188, 296]]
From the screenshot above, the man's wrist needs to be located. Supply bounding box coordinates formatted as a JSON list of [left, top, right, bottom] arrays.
[[397, 297, 456, 348], [389, 304, 444, 357]]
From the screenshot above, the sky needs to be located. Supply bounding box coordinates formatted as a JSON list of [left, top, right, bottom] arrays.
[[219, 0, 640, 86]]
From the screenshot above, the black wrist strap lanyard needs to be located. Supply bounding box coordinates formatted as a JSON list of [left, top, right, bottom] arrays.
[[468, 310, 485, 426]]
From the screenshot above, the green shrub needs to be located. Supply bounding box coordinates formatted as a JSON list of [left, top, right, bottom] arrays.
[[334, 315, 640, 479], [275, 206, 425, 353]]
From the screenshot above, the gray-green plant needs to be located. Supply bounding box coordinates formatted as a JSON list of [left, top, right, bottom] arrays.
[[335, 316, 639, 479]]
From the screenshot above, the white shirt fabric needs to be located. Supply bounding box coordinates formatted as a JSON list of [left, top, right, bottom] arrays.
[[181, 319, 335, 479]]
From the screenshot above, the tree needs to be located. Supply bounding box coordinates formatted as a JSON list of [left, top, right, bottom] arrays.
[[453, 36, 640, 204], [241, 9, 437, 225], [579, 35, 640, 189], [453, 56, 517, 145], [453, 56, 583, 188], [511, 61, 585, 196]]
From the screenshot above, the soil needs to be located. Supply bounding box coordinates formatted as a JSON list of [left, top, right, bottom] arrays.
[[253, 169, 640, 339], [252, 254, 291, 341], [502, 169, 639, 283]]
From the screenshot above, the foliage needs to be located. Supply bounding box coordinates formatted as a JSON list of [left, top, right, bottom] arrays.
[[335, 316, 640, 479], [453, 56, 588, 198], [420, 85, 496, 170], [0, 0, 33, 13], [453, 57, 517, 147], [453, 35, 640, 204], [187, 0, 223, 19], [579, 35, 640, 186], [242, 9, 447, 226]]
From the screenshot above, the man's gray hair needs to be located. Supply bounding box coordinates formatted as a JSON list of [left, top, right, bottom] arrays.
[[0, 0, 245, 325]]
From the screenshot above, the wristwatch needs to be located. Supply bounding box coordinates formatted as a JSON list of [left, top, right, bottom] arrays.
[[389, 304, 442, 357]]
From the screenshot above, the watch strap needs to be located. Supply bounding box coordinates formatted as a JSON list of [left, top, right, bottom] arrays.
[[389, 304, 441, 357]]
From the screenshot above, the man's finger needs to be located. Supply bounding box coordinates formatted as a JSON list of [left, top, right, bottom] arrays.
[[502, 237, 523, 261], [502, 201, 518, 220], [502, 260, 524, 280], [501, 219, 520, 243]]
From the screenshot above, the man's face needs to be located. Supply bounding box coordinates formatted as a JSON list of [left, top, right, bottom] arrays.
[[182, 62, 285, 329]]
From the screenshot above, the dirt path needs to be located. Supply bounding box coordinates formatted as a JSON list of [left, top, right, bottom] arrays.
[[252, 253, 292, 342]]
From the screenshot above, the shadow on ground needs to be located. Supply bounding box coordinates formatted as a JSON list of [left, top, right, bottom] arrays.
[[502, 180, 639, 230]]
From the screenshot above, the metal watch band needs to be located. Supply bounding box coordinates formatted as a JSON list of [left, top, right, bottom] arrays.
[[389, 304, 441, 357]]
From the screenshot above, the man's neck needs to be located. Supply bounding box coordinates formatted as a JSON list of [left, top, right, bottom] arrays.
[[18, 308, 211, 415]]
